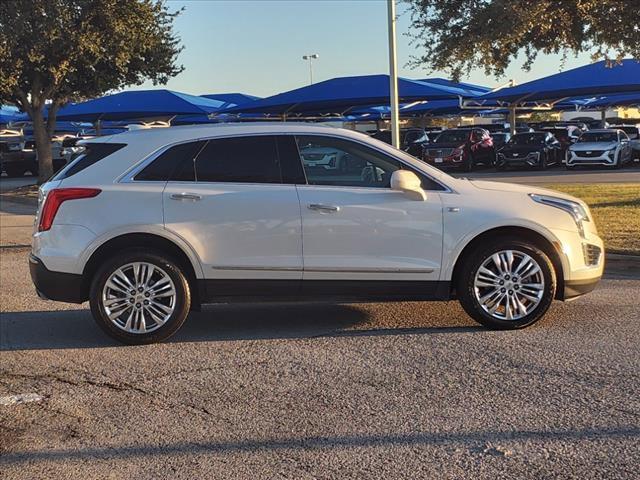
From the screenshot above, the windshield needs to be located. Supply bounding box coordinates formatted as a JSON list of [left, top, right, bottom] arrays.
[[578, 132, 618, 143], [508, 133, 546, 145], [434, 131, 468, 144]]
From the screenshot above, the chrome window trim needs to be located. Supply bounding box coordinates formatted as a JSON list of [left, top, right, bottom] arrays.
[[117, 130, 454, 193]]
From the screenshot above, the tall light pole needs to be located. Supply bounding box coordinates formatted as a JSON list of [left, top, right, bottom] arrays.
[[387, 0, 400, 148], [302, 54, 319, 84]]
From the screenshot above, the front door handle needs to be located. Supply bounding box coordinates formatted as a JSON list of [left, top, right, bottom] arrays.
[[308, 203, 340, 213], [170, 192, 202, 201]]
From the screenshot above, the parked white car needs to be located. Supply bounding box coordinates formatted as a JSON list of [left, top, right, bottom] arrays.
[[30, 124, 604, 344], [567, 129, 634, 168]]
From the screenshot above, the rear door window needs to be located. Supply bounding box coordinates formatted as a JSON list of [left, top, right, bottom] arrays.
[[193, 136, 282, 184]]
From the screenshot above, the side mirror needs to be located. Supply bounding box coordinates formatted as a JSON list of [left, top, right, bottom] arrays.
[[391, 170, 426, 201]]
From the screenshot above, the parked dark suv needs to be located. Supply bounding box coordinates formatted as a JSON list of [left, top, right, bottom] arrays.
[[496, 132, 562, 170], [423, 128, 494, 171], [371, 128, 429, 158], [540, 126, 582, 158]]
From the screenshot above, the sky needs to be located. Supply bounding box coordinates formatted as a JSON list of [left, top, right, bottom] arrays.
[[138, 0, 593, 97]]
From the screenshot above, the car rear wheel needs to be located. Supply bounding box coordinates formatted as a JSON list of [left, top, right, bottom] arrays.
[[457, 238, 556, 329], [89, 250, 191, 344]]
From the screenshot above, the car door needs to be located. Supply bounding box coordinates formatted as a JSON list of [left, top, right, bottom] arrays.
[[292, 134, 444, 297], [162, 135, 303, 296], [619, 132, 631, 162]]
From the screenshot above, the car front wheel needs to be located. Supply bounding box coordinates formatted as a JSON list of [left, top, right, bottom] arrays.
[[457, 238, 556, 329], [89, 250, 191, 344]]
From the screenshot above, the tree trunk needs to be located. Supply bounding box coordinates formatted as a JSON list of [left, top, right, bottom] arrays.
[[32, 108, 53, 184]]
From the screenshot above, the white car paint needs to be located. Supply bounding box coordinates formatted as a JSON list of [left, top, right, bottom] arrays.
[[32, 123, 603, 295]]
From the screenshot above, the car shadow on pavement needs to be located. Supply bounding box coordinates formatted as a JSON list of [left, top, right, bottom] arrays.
[[1, 426, 638, 465], [0, 302, 481, 351]]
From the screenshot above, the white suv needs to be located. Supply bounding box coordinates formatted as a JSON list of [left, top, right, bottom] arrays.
[[30, 124, 604, 344]]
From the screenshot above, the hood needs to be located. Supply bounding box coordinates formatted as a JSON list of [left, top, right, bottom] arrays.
[[425, 141, 464, 149], [499, 144, 544, 155], [571, 141, 617, 151], [468, 179, 582, 203]]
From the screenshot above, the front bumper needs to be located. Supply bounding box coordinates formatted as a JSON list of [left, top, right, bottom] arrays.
[[423, 154, 464, 167], [567, 152, 616, 166], [29, 254, 87, 303], [564, 277, 601, 300], [496, 152, 541, 167]]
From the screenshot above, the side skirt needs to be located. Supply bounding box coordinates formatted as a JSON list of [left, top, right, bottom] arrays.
[[198, 279, 452, 303]]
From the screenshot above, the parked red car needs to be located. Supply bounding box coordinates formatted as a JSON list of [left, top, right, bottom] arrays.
[[423, 128, 494, 171]]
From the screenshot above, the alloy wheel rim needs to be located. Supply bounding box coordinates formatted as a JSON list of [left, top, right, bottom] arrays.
[[473, 250, 545, 321], [102, 262, 176, 334]]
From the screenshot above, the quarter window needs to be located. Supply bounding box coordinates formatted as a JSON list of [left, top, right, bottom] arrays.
[[135, 141, 205, 182]]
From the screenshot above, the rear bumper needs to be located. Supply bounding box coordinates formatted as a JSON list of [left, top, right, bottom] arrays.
[[29, 254, 87, 303]]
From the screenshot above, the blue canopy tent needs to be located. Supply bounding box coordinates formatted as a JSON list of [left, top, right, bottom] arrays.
[[200, 93, 261, 108], [345, 78, 490, 120], [0, 106, 28, 124], [470, 60, 640, 104], [223, 75, 468, 117], [463, 60, 640, 132], [170, 93, 263, 125], [418, 78, 490, 96], [55, 89, 226, 122], [569, 91, 640, 110]]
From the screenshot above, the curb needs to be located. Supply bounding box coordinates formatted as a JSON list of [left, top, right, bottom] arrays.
[[605, 253, 640, 275]]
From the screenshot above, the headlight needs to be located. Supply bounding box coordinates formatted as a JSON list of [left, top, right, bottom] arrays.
[[529, 193, 590, 237]]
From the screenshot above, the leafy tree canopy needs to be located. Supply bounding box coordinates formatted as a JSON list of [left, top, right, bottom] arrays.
[[405, 0, 640, 80], [0, 0, 183, 181]]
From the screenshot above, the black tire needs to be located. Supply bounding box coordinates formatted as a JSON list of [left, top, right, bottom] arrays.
[[537, 153, 547, 170], [613, 153, 624, 169], [89, 249, 191, 345], [461, 155, 474, 172], [457, 237, 557, 330], [4, 165, 26, 177]]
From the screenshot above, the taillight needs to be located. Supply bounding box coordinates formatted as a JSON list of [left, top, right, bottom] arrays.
[[38, 188, 101, 232]]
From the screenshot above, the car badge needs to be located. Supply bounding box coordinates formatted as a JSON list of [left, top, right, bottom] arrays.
[[513, 153, 519, 156], [586, 151, 592, 154]]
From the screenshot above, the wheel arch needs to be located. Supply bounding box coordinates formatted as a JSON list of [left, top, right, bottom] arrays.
[[82, 232, 203, 309], [449, 226, 565, 300]]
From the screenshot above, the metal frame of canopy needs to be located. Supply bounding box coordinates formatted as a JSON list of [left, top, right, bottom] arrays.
[[461, 60, 640, 133]]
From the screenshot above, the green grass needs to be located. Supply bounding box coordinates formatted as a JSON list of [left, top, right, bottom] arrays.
[[543, 183, 640, 255]]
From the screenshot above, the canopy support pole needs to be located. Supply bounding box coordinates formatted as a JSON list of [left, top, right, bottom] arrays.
[[601, 109, 607, 128], [508, 106, 517, 136], [94, 119, 102, 136], [387, 0, 400, 148]]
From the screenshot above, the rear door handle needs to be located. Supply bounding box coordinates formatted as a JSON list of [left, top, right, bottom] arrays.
[[170, 192, 202, 201], [308, 203, 340, 212]]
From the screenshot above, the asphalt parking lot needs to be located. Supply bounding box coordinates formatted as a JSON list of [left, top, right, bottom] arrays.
[[1, 243, 639, 478], [1, 171, 639, 478]]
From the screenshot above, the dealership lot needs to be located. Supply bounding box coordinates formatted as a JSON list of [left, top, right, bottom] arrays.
[[1, 241, 639, 478]]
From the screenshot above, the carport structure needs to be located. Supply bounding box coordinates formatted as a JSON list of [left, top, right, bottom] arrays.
[[53, 89, 226, 133], [463, 60, 640, 134], [222, 74, 469, 120]]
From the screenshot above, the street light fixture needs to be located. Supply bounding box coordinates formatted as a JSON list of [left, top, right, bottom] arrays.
[[302, 53, 319, 84]]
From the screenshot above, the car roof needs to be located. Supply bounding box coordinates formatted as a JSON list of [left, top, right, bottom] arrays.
[[80, 122, 373, 147], [583, 129, 620, 133]]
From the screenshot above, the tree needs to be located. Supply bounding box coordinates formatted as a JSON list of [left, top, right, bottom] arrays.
[[0, 0, 183, 183], [405, 0, 640, 81]]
